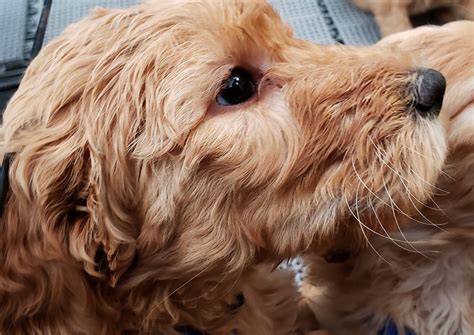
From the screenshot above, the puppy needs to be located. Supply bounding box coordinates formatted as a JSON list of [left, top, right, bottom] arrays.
[[353, 0, 474, 36], [0, 0, 448, 333], [301, 21, 474, 335]]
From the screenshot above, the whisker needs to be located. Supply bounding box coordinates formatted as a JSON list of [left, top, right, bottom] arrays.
[[344, 194, 392, 266], [368, 136, 450, 195], [350, 161, 432, 244], [367, 137, 449, 230], [382, 173, 449, 232], [145, 265, 210, 321], [367, 196, 433, 257], [401, 144, 455, 181], [405, 165, 450, 215], [178, 267, 242, 304], [406, 165, 450, 196], [382, 179, 441, 255], [350, 157, 446, 229]]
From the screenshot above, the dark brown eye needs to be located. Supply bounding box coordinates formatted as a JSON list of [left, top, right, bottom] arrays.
[[216, 68, 256, 106]]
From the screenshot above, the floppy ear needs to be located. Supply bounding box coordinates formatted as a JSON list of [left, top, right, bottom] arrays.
[[67, 147, 139, 286], [1, 4, 180, 286], [3, 3, 197, 286], [5, 118, 138, 286]]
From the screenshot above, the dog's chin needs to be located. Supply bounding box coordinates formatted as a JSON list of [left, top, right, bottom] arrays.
[[311, 112, 447, 255]]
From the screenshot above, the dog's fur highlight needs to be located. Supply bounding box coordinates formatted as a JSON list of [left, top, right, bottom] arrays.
[[0, 0, 447, 333], [301, 21, 474, 335], [353, 0, 474, 36]]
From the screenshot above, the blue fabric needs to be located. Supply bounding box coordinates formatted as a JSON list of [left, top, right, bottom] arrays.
[[378, 319, 416, 335]]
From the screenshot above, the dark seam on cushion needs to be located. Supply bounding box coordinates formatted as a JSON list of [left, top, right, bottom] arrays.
[[316, 0, 345, 44], [24, 0, 42, 59], [31, 0, 53, 59]]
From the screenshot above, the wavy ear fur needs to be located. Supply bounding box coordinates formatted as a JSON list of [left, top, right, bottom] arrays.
[[0, 7, 150, 287], [0, 119, 135, 331], [3, 118, 137, 288], [0, 6, 209, 328]]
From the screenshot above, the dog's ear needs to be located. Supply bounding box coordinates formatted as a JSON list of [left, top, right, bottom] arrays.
[[67, 148, 139, 286], [6, 121, 138, 286], [3, 3, 199, 286]]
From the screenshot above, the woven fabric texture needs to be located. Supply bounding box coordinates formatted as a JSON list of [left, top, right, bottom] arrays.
[[0, 0, 381, 64], [270, 0, 380, 45], [43, 0, 139, 44], [0, 0, 27, 63]]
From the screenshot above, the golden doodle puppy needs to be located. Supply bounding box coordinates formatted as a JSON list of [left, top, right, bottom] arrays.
[[301, 21, 474, 335], [0, 0, 448, 333], [353, 0, 474, 36]]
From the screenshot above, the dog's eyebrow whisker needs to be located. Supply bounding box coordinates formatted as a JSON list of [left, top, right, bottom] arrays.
[[344, 194, 391, 266]]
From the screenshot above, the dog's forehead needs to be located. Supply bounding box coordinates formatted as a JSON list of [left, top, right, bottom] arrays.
[[138, 0, 293, 72], [144, 0, 290, 45]]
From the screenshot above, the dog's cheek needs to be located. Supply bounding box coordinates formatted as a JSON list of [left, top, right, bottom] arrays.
[[182, 94, 300, 189]]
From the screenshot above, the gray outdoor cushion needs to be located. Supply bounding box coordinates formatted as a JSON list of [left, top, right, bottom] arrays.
[[43, 0, 140, 45], [0, 0, 381, 65], [271, 0, 380, 45], [41, 0, 381, 46], [0, 0, 28, 63]]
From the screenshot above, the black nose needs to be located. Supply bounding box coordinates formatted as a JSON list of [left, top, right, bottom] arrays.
[[412, 69, 446, 118]]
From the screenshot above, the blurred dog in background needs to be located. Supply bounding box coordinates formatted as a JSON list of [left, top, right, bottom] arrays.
[[353, 0, 474, 35]]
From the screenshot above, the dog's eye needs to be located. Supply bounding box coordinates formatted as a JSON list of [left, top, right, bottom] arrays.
[[216, 68, 256, 106]]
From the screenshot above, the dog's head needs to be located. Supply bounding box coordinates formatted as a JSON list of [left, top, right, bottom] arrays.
[[1, 0, 446, 324]]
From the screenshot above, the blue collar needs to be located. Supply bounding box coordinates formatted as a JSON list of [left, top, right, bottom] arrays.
[[378, 319, 416, 335]]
